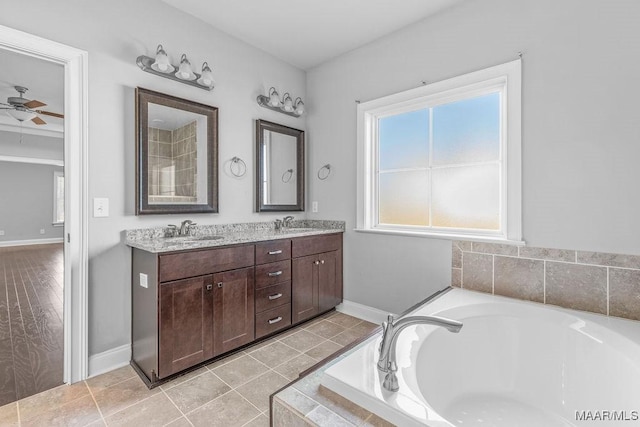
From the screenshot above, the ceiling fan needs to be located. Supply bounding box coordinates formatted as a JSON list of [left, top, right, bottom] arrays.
[[0, 85, 64, 125]]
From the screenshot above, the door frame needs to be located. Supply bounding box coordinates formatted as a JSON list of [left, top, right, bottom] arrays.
[[0, 24, 89, 383]]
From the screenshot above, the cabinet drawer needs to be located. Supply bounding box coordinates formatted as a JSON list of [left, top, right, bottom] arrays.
[[255, 304, 291, 339], [255, 260, 291, 289], [292, 234, 342, 258], [255, 281, 291, 313], [159, 245, 255, 282], [255, 240, 291, 265]]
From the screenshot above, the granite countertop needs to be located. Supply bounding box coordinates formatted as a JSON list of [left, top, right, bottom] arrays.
[[125, 220, 345, 253]]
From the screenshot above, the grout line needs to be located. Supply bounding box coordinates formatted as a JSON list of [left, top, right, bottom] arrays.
[[543, 261, 546, 304], [84, 379, 106, 424], [241, 413, 265, 426], [491, 255, 495, 294], [606, 267, 610, 316], [160, 388, 194, 427], [460, 250, 640, 270]]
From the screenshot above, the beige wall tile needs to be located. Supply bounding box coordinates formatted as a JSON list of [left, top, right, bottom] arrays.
[[452, 243, 462, 268], [306, 405, 355, 426], [272, 400, 309, 427], [577, 251, 640, 269], [451, 268, 461, 287], [519, 247, 575, 262], [494, 256, 544, 303], [471, 242, 518, 256], [545, 262, 607, 314], [462, 252, 493, 293], [453, 241, 471, 251], [275, 386, 319, 417], [609, 268, 640, 321]]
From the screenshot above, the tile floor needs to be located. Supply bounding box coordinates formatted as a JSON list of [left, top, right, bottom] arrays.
[[0, 311, 377, 426]]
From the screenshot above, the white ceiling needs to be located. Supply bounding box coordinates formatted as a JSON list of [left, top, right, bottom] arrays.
[[0, 48, 64, 136], [161, 0, 464, 70]]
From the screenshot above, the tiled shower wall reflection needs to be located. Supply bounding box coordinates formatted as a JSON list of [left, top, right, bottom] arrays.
[[452, 241, 640, 321]]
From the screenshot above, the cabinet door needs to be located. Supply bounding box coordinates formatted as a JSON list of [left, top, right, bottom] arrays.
[[318, 250, 340, 312], [159, 275, 214, 378], [292, 254, 319, 323], [213, 267, 255, 354]]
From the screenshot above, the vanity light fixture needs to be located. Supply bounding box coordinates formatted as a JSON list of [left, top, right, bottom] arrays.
[[257, 87, 305, 117], [136, 44, 215, 91]]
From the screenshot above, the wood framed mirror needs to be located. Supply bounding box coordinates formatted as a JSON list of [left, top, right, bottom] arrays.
[[135, 87, 218, 214], [255, 119, 305, 212]]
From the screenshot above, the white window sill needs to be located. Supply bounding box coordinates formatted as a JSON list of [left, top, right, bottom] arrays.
[[53, 222, 64, 227], [353, 228, 525, 246]]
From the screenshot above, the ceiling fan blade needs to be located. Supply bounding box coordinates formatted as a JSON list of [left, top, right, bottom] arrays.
[[24, 99, 47, 109], [35, 110, 64, 119], [31, 116, 47, 125]]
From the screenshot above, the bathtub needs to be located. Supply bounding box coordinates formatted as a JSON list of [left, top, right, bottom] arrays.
[[322, 288, 640, 426]]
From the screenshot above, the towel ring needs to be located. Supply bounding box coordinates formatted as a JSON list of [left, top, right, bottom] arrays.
[[317, 164, 331, 180], [281, 169, 294, 183], [230, 156, 247, 177]]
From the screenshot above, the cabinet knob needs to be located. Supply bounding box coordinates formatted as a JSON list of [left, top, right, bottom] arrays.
[[321, 260, 325, 264], [217, 282, 223, 288], [206, 284, 213, 291], [314, 260, 320, 265]]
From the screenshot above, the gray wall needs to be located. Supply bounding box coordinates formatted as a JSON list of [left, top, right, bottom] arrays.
[[0, 131, 64, 161], [306, 0, 640, 314], [0, 0, 307, 357], [0, 161, 64, 241]]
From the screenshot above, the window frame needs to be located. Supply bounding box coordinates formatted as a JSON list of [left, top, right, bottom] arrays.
[[356, 59, 522, 243], [53, 170, 65, 226]]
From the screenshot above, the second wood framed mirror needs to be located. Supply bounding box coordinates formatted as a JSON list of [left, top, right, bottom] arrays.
[[255, 119, 305, 212]]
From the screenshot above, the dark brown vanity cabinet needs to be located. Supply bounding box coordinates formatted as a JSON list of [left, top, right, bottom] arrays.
[[131, 232, 342, 386], [292, 234, 343, 324]]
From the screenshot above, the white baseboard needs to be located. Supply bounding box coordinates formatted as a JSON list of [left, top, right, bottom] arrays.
[[0, 237, 64, 247], [336, 299, 395, 325], [88, 344, 131, 378]]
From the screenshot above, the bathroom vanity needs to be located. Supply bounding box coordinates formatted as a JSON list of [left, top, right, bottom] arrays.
[[126, 221, 343, 386]]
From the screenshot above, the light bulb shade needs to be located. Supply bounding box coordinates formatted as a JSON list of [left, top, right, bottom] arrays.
[[151, 44, 174, 73], [175, 54, 196, 81], [268, 87, 281, 107], [282, 93, 294, 112], [196, 62, 215, 88], [7, 109, 36, 122], [294, 98, 305, 115]]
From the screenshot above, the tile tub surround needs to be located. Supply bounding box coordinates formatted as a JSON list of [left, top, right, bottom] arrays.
[[452, 241, 640, 320], [125, 219, 345, 253], [0, 311, 372, 426]]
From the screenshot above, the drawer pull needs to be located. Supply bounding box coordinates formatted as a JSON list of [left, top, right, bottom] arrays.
[[268, 316, 283, 325], [268, 293, 283, 300], [268, 271, 283, 277], [268, 250, 283, 255]]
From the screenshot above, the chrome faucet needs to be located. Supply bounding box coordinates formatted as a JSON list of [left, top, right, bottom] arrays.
[[179, 219, 196, 236], [377, 314, 462, 392], [283, 216, 294, 228], [274, 219, 283, 231]]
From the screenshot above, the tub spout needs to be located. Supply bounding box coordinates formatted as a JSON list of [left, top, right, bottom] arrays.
[[377, 314, 462, 392]]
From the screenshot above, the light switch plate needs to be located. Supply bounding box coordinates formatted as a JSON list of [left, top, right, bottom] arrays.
[[94, 198, 109, 217], [139, 273, 148, 288]]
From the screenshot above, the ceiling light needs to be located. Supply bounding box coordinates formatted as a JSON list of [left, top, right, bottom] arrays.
[[6, 109, 36, 122]]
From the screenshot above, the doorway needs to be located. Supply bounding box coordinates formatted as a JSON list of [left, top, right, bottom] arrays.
[[0, 24, 89, 393]]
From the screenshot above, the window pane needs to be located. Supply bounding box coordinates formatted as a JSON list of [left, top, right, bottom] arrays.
[[56, 175, 65, 222], [379, 170, 429, 226], [432, 164, 499, 230], [379, 109, 429, 170], [432, 92, 500, 165]]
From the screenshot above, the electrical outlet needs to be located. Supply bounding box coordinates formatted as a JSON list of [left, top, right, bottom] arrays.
[[0, 230, 4, 236], [40, 229, 45, 234], [139, 273, 148, 288], [312, 201, 318, 213]]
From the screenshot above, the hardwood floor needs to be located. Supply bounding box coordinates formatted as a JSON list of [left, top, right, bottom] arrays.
[[0, 243, 63, 406]]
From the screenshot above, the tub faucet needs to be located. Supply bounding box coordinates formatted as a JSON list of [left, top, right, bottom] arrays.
[[377, 314, 462, 392]]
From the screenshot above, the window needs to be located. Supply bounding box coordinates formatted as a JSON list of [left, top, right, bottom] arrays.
[[357, 60, 521, 242], [53, 170, 64, 225]]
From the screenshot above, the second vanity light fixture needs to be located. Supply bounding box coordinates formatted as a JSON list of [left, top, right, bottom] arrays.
[[257, 87, 305, 117], [136, 44, 215, 91]]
